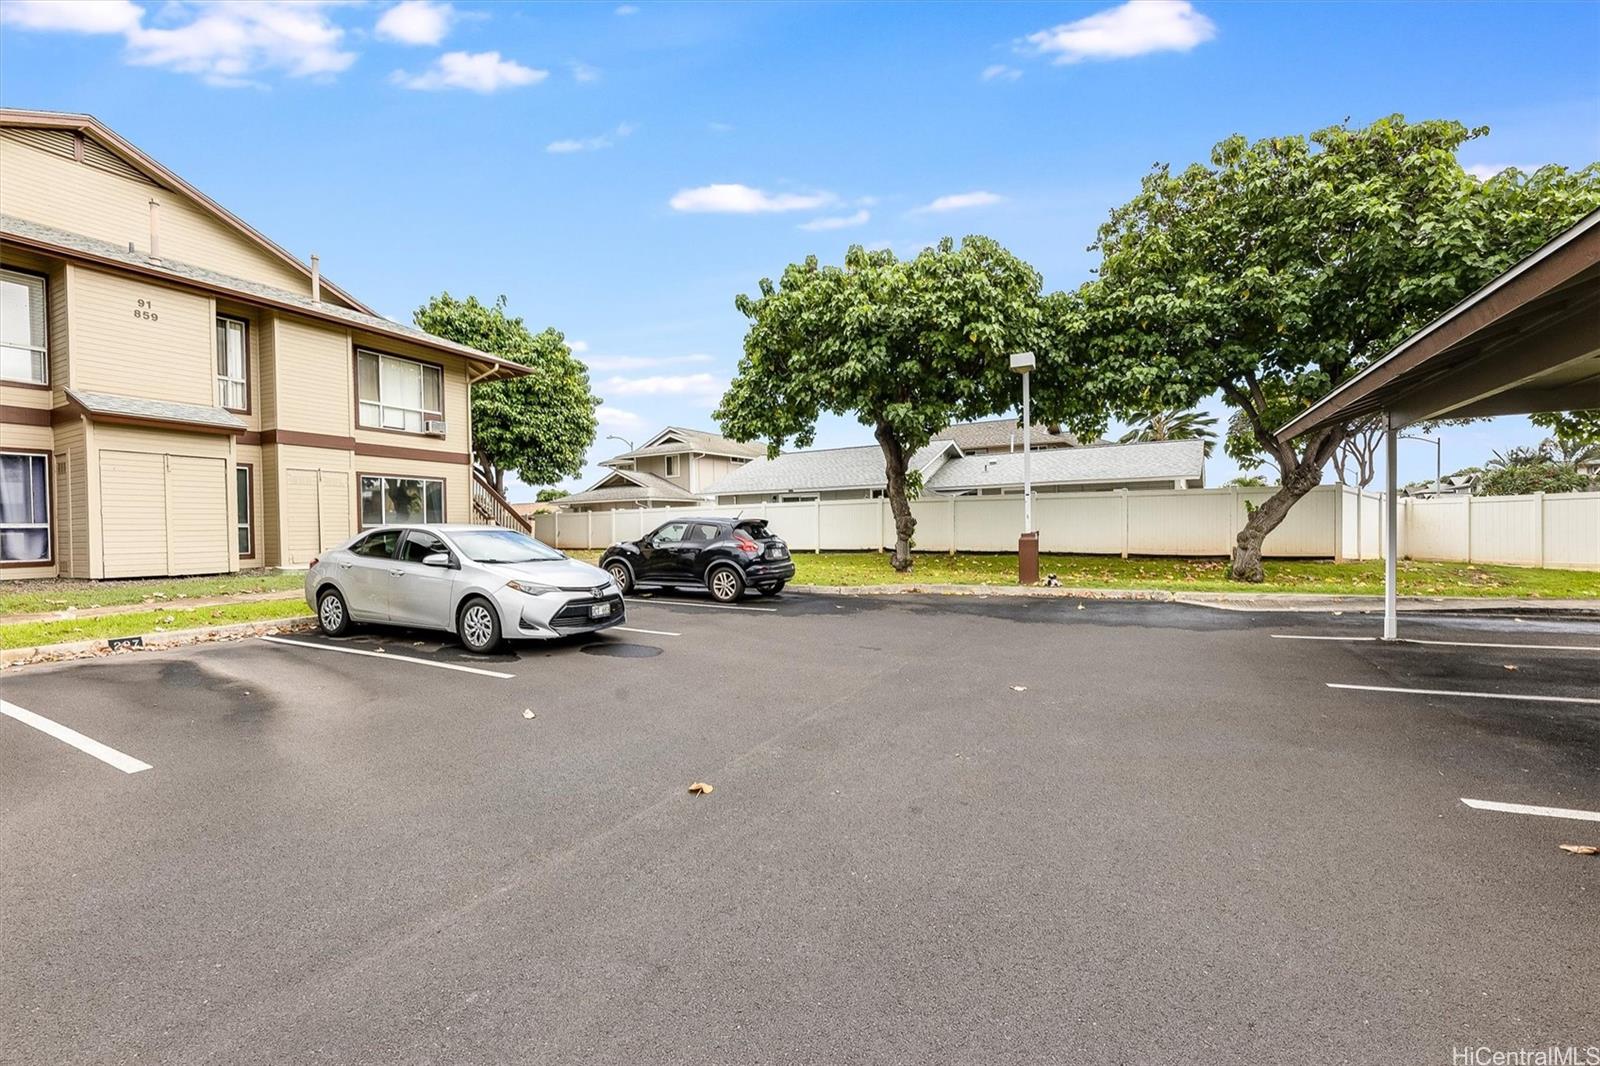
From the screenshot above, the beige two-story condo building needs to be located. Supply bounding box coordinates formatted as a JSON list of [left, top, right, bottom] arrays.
[[0, 109, 530, 580]]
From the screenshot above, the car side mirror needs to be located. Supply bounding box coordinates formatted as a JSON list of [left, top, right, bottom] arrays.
[[422, 552, 453, 568]]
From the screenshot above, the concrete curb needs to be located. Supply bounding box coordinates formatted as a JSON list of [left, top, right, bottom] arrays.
[[787, 583, 1600, 615], [2, 616, 314, 669]]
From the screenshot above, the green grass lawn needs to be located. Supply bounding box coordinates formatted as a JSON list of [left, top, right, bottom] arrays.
[[0, 570, 304, 616], [1, 597, 312, 651], [787, 552, 1600, 598]]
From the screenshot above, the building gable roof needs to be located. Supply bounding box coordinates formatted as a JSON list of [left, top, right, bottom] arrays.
[[603, 426, 766, 465], [0, 108, 373, 314], [2, 214, 530, 380], [703, 440, 959, 497], [559, 467, 702, 508], [940, 418, 1079, 451], [925, 439, 1205, 491]]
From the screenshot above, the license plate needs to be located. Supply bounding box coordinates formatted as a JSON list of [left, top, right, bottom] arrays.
[[769, 544, 787, 559], [589, 602, 612, 619]]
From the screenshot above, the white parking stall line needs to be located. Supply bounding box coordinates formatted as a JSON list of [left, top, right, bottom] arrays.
[[1326, 682, 1600, 706], [260, 636, 516, 678], [613, 626, 681, 637], [632, 598, 778, 613], [1275, 634, 1599, 652], [1, 699, 151, 774], [1460, 798, 1600, 823]]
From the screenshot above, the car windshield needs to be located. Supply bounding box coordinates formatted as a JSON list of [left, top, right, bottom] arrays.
[[450, 529, 565, 564]]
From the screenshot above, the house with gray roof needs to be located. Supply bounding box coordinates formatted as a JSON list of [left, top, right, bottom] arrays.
[[558, 426, 765, 512], [939, 417, 1079, 454], [705, 437, 1203, 504]]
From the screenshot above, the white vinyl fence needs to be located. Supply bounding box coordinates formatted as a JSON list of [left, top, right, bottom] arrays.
[[534, 485, 1599, 570]]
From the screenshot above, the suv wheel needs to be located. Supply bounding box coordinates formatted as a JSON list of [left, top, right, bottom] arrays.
[[707, 565, 745, 603], [317, 587, 353, 636], [607, 561, 634, 594], [457, 597, 503, 654]]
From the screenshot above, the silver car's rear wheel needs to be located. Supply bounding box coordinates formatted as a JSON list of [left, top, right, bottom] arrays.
[[708, 566, 744, 603], [457, 598, 502, 654]]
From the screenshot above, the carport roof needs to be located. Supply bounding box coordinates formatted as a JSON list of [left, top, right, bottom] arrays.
[[1276, 207, 1600, 441]]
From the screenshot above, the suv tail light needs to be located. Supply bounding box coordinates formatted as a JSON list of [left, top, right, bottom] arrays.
[[733, 532, 760, 554]]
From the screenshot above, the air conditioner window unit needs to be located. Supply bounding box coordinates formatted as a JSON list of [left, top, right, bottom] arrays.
[[424, 419, 447, 436]]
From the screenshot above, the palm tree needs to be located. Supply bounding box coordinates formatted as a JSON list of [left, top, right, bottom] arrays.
[[1119, 408, 1218, 458], [1486, 446, 1551, 470]]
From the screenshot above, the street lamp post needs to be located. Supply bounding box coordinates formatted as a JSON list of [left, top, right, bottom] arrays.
[[1401, 434, 1441, 495], [605, 434, 636, 453], [1010, 351, 1037, 583]]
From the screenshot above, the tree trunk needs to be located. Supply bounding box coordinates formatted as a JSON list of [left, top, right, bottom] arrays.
[[875, 422, 916, 571], [1229, 451, 1329, 582]]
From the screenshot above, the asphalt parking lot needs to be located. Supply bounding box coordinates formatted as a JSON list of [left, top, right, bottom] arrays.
[[3, 591, 1597, 1065]]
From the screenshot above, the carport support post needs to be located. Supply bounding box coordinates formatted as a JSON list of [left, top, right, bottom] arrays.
[[1383, 416, 1399, 641]]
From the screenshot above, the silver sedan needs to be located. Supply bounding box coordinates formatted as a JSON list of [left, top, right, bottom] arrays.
[[304, 525, 624, 653]]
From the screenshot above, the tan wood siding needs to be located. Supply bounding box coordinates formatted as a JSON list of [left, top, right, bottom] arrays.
[[256, 313, 278, 430], [100, 450, 168, 578], [165, 454, 230, 575], [0, 133, 313, 295], [274, 317, 352, 434], [70, 267, 213, 405], [54, 418, 88, 577]]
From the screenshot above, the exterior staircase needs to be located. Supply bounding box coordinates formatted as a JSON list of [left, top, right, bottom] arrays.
[[471, 472, 533, 533]]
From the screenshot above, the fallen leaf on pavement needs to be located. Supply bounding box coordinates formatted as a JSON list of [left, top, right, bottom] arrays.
[[1504, 664, 1518, 671], [1558, 844, 1598, 856], [688, 782, 714, 795], [522, 709, 535, 719], [1011, 685, 1027, 692]]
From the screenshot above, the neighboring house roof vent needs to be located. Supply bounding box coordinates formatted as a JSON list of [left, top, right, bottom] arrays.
[[311, 253, 320, 302]]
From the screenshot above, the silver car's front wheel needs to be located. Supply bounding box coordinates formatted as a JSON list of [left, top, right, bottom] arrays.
[[457, 598, 502, 654]]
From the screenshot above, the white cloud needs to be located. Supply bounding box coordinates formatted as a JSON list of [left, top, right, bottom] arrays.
[[669, 183, 835, 214], [569, 60, 600, 83], [601, 373, 725, 399], [395, 50, 546, 92], [1024, 0, 1216, 64], [912, 191, 1003, 213], [584, 353, 714, 372], [375, 0, 453, 46], [547, 122, 636, 154], [4, 1, 358, 86], [567, 340, 590, 353], [981, 64, 1021, 82], [597, 406, 646, 432], [798, 209, 870, 231], [614, 4, 639, 14], [1, 0, 141, 33], [1464, 162, 1540, 181], [708, 121, 735, 134]]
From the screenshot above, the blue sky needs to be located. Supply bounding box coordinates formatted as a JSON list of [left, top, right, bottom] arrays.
[[3, 0, 1597, 501]]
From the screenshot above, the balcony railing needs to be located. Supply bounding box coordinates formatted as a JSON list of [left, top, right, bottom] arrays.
[[471, 472, 532, 533]]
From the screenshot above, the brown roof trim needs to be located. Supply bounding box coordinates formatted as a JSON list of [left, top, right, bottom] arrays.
[[1, 228, 531, 381], [0, 404, 52, 426], [238, 428, 470, 465], [0, 108, 374, 315], [1277, 209, 1600, 441]]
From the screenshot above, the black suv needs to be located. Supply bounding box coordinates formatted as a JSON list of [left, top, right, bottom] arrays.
[[600, 517, 795, 602]]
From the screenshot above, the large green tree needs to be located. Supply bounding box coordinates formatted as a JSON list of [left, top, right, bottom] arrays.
[[413, 293, 599, 494], [717, 237, 1100, 571], [1078, 115, 1600, 581]]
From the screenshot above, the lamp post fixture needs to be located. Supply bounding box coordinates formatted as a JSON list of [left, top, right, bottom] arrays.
[[1401, 433, 1442, 496], [605, 434, 636, 453], [1009, 351, 1038, 583]]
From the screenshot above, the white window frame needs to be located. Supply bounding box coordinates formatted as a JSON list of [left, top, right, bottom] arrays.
[[359, 474, 445, 528], [357, 349, 444, 435], [0, 268, 48, 386], [216, 316, 248, 411], [236, 465, 253, 558], [664, 454, 681, 478], [0, 450, 51, 564]]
